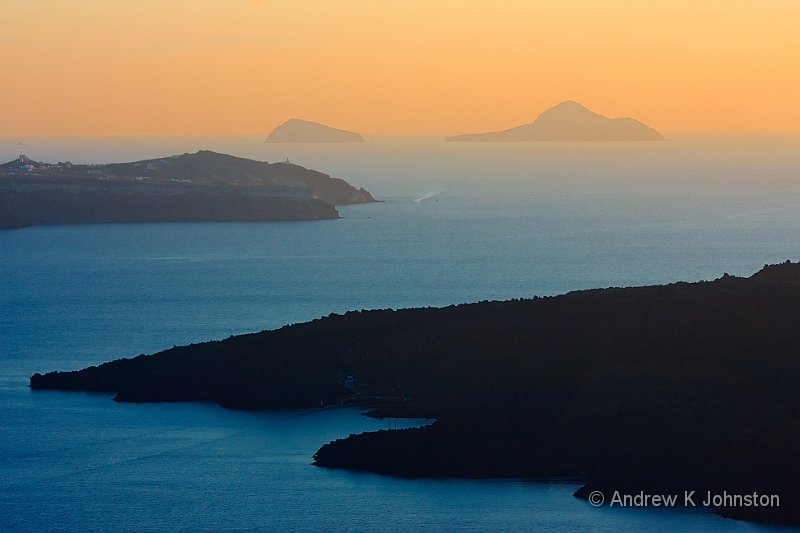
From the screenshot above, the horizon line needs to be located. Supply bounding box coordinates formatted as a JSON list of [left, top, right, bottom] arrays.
[[2, 128, 800, 140]]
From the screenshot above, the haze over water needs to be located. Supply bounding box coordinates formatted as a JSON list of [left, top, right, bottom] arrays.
[[1, 135, 799, 531]]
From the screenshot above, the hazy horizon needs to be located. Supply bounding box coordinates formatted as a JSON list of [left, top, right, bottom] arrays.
[[2, 1, 799, 136], [4, 127, 800, 141], [3, 131, 799, 172]]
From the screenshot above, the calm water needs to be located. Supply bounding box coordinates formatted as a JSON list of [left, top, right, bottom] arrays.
[[1, 134, 799, 531]]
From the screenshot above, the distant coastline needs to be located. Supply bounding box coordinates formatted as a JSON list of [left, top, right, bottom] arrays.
[[0, 151, 376, 229]]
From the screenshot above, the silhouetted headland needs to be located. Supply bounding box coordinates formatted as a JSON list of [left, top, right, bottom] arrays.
[[266, 119, 365, 143], [31, 262, 800, 525], [0, 151, 375, 228], [446, 101, 663, 141]]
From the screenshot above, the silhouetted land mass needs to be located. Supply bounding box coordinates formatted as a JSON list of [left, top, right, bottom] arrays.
[[0, 151, 375, 228], [266, 119, 365, 143], [31, 262, 800, 525], [446, 101, 663, 142]]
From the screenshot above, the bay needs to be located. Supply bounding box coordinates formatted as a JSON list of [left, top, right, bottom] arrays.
[[1, 134, 798, 531]]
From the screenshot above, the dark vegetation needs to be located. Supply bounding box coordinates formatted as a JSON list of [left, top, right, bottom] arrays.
[[31, 262, 800, 525], [0, 151, 375, 228]]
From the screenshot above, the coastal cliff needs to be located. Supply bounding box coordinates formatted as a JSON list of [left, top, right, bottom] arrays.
[[31, 262, 800, 525]]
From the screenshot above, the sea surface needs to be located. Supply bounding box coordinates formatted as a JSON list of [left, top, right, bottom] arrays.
[[1, 133, 799, 531]]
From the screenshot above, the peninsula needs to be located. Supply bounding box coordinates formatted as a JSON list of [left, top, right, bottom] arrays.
[[266, 119, 365, 143], [0, 151, 375, 229], [30, 262, 800, 525], [445, 101, 663, 141]]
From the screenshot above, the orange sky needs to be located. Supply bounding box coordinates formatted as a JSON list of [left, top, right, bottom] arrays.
[[2, 0, 798, 136]]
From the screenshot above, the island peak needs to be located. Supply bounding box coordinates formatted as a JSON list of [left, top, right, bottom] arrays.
[[266, 119, 365, 143], [446, 101, 663, 142]]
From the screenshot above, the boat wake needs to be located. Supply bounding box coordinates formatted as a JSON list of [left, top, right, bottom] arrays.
[[414, 189, 445, 202]]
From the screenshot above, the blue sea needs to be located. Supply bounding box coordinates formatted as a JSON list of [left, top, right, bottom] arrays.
[[1, 134, 799, 531]]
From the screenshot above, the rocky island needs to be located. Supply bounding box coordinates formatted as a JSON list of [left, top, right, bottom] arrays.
[[30, 261, 800, 525], [0, 151, 375, 229], [266, 119, 365, 143], [446, 100, 663, 141]]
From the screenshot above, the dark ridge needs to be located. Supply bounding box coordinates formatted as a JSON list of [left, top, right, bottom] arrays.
[[31, 261, 800, 525]]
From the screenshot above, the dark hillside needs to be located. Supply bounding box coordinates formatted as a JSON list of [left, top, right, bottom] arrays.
[[31, 262, 800, 524]]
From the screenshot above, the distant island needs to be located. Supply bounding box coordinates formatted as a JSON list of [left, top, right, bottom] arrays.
[[266, 119, 365, 143], [31, 261, 800, 526], [445, 101, 663, 141], [0, 151, 375, 229]]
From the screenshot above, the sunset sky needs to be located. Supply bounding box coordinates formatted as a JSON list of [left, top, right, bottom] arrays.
[[2, 0, 798, 136]]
